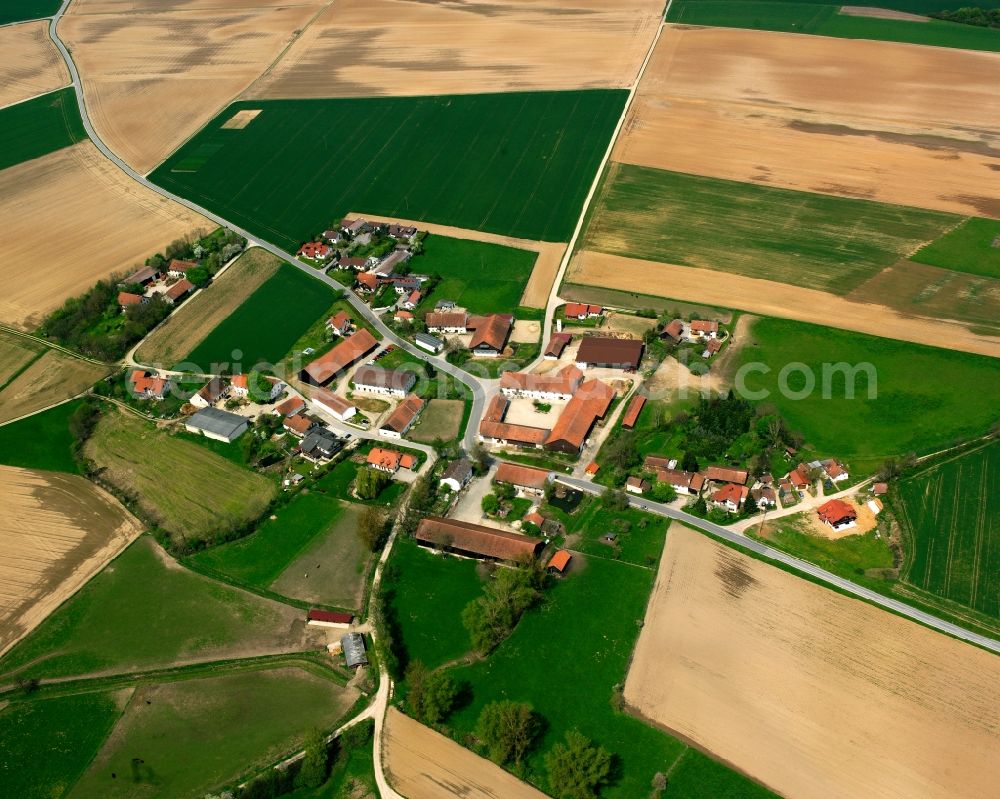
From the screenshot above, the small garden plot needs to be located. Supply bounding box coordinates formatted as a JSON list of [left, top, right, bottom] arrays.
[[409, 399, 464, 444]]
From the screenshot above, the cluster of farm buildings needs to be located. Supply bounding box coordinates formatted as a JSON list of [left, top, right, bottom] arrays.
[[117, 260, 198, 310]]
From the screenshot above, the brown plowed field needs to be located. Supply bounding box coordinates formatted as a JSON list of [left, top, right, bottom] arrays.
[[384, 708, 548, 799], [0, 465, 141, 657], [59, 4, 322, 172], [0, 348, 110, 424], [246, 0, 663, 99], [626, 525, 1000, 799], [0, 142, 207, 330], [0, 21, 70, 109], [568, 250, 1000, 358], [615, 26, 1000, 217]]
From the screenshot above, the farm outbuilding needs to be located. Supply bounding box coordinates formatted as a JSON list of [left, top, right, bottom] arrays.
[[308, 609, 353, 629], [184, 407, 248, 443], [341, 632, 369, 669]]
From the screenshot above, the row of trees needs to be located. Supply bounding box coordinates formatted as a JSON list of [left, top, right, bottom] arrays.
[[931, 6, 1000, 27]]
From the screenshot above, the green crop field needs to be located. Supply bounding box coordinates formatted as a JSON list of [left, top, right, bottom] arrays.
[[414, 236, 537, 314], [736, 317, 1000, 473], [0, 691, 122, 799], [0, 537, 306, 681], [666, 1, 1000, 52], [384, 539, 483, 670], [584, 164, 957, 294], [0, 0, 60, 25], [911, 218, 1000, 279], [150, 91, 627, 250], [443, 553, 776, 799], [70, 667, 356, 799], [83, 411, 276, 548], [0, 399, 81, 473], [183, 264, 337, 371], [0, 88, 87, 171], [895, 440, 999, 618]]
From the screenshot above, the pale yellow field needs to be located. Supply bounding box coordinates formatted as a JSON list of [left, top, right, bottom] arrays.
[[58, 4, 322, 172], [0, 349, 110, 424], [0, 332, 43, 388], [0, 21, 70, 109], [0, 142, 208, 330], [69, 0, 299, 11], [625, 525, 1000, 799], [567, 250, 1000, 358], [384, 708, 548, 799], [0, 465, 141, 657], [615, 26, 1000, 217], [247, 0, 664, 99]]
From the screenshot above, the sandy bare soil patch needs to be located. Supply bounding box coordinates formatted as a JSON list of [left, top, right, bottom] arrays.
[[247, 0, 663, 100], [59, 4, 321, 173], [0, 142, 207, 330], [0, 349, 110, 424], [0, 21, 70, 109], [615, 26, 1000, 217], [69, 0, 299, 11], [510, 320, 541, 344], [348, 212, 565, 306], [134, 247, 281, 367], [220, 108, 262, 129], [384, 708, 548, 799], [568, 250, 1000, 358], [626, 525, 1000, 799], [0, 465, 141, 657], [840, 5, 927, 20]]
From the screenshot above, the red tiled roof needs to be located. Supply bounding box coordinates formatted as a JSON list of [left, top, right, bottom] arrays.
[[544, 333, 572, 358], [341, 257, 367, 269], [817, 499, 857, 525], [298, 241, 331, 259], [626, 476, 650, 491], [662, 319, 683, 340], [621, 394, 646, 428], [495, 462, 550, 490], [468, 314, 512, 352], [395, 310, 413, 320], [691, 319, 719, 334], [500, 364, 583, 396], [381, 394, 424, 434], [367, 447, 402, 471], [284, 414, 313, 435], [329, 310, 350, 329], [655, 468, 702, 492], [118, 291, 143, 306], [356, 272, 377, 289], [644, 455, 671, 470], [415, 517, 542, 561], [704, 338, 722, 354], [130, 370, 168, 397], [308, 609, 353, 624], [168, 259, 197, 273], [546, 379, 614, 453], [303, 329, 378, 385], [575, 336, 643, 369], [406, 290, 421, 304], [788, 465, 810, 488], [230, 374, 249, 391], [711, 483, 748, 505], [399, 453, 417, 470], [564, 303, 602, 317], [548, 549, 572, 573], [825, 461, 847, 478], [479, 394, 550, 446], [873, 482, 888, 495], [705, 466, 749, 485], [585, 462, 600, 475], [524, 512, 545, 527], [425, 311, 468, 330], [165, 278, 194, 301], [275, 396, 305, 416]]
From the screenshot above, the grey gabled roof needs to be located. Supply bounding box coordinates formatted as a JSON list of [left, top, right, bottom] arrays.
[[186, 407, 247, 438], [341, 632, 368, 668], [442, 458, 472, 483], [415, 332, 443, 348]]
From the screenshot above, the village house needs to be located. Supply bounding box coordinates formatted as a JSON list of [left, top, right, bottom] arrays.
[[354, 272, 378, 293], [705, 465, 749, 485], [788, 464, 812, 492], [230, 374, 284, 402], [341, 257, 367, 271], [394, 309, 413, 323], [563, 302, 603, 320], [500, 364, 583, 402], [367, 447, 416, 474], [379, 393, 424, 438], [415, 517, 543, 562], [545, 379, 615, 454], [283, 413, 316, 438], [341, 218, 370, 237], [299, 428, 343, 462], [435, 299, 456, 310], [817, 498, 857, 531], [689, 320, 719, 340], [298, 241, 332, 260], [752, 487, 778, 508], [118, 291, 145, 311], [660, 319, 684, 343], [822, 459, 850, 483], [402, 290, 421, 310], [711, 483, 749, 513], [621, 394, 646, 429], [575, 336, 643, 371], [468, 314, 514, 357], [439, 459, 473, 492], [167, 259, 197, 278], [386, 223, 418, 241], [547, 549, 572, 575], [123, 266, 160, 287], [326, 311, 352, 337], [129, 370, 171, 400], [185, 407, 248, 443], [426, 310, 469, 334], [702, 338, 722, 359], [312, 387, 357, 422], [302, 329, 379, 386], [273, 395, 306, 418], [164, 278, 194, 305], [190, 377, 228, 408], [495, 462, 551, 496], [543, 332, 572, 360], [478, 394, 549, 449], [322, 229, 344, 245], [655, 468, 705, 496], [352, 365, 417, 398], [626, 476, 650, 495]]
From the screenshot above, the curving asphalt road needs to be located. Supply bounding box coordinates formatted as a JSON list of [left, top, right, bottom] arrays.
[[554, 475, 1000, 654], [46, 0, 486, 455]]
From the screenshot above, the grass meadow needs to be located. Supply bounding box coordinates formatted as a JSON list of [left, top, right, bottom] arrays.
[[736, 318, 1000, 472], [895, 439, 999, 618], [911, 217, 1000, 279], [0, 537, 305, 681], [150, 91, 627, 249], [0, 399, 81, 473], [415, 236, 537, 314], [69, 667, 356, 799], [0, 691, 122, 799], [314, 458, 405, 507], [666, 1, 1000, 52], [84, 411, 276, 548], [583, 164, 957, 294], [183, 264, 337, 371], [0, 87, 87, 171]]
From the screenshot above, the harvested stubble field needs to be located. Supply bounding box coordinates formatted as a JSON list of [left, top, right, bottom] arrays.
[[58, 4, 322, 173], [71, 667, 358, 799], [616, 26, 1000, 218], [625, 525, 1000, 799], [0, 21, 69, 109], [0, 142, 207, 330], [247, 0, 663, 99], [895, 439, 999, 619], [0, 465, 140, 658], [134, 248, 281, 368], [0, 348, 109, 424], [566, 251, 1000, 358], [384, 708, 548, 799], [83, 411, 277, 548], [0, 331, 43, 388], [151, 91, 626, 249]]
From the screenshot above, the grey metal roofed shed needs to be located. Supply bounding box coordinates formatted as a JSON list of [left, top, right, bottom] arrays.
[[341, 632, 368, 668], [184, 407, 248, 442]]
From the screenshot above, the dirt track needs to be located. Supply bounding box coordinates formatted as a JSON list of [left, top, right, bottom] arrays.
[[0, 142, 207, 330], [568, 250, 1000, 358], [625, 525, 1000, 799], [384, 708, 548, 799], [615, 26, 1000, 217], [247, 0, 664, 100], [0, 466, 141, 658], [348, 212, 564, 308], [0, 21, 70, 109]]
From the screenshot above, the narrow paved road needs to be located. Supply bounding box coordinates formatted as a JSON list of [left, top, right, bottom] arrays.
[[554, 475, 1000, 653]]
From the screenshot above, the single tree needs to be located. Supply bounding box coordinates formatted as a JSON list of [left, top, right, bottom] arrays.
[[651, 482, 677, 503], [544, 730, 612, 799], [357, 506, 388, 551], [476, 701, 538, 766], [743, 491, 759, 515], [481, 493, 499, 515], [681, 451, 699, 472], [421, 670, 459, 725]]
